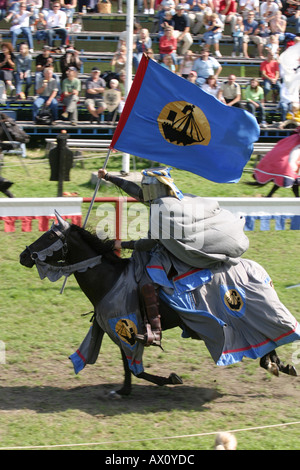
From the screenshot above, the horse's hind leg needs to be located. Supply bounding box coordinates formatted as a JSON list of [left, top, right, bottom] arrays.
[[260, 350, 297, 377], [109, 349, 132, 398]]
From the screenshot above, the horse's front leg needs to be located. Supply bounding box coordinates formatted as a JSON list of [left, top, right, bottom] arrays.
[[137, 371, 183, 387], [109, 348, 132, 398]]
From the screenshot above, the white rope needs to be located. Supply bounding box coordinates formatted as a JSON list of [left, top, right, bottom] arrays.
[[1, 420, 300, 450]]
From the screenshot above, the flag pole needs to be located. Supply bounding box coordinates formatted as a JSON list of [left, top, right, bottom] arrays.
[[60, 147, 112, 294]]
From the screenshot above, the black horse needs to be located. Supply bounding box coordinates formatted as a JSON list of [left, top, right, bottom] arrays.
[[19, 213, 297, 397], [0, 112, 30, 198]]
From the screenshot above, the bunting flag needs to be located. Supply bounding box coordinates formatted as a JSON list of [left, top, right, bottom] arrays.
[[110, 55, 260, 184]]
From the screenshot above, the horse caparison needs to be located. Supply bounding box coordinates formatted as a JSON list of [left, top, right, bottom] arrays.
[[19, 215, 297, 397]]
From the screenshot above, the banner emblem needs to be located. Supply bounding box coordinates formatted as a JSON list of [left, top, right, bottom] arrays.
[[115, 318, 137, 346], [158, 101, 211, 147]]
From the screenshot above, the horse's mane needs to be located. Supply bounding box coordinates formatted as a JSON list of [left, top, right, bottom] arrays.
[[70, 224, 130, 265]]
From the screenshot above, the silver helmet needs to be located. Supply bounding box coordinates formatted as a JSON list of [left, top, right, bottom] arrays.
[[141, 167, 183, 202]]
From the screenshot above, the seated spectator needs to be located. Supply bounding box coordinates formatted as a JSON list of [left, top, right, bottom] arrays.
[[218, 0, 237, 32], [61, 66, 81, 126], [33, 65, 59, 124], [159, 25, 178, 66], [242, 11, 258, 58], [245, 77, 267, 126], [143, 0, 155, 14], [252, 20, 271, 59], [160, 53, 176, 72], [111, 44, 127, 74], [172, 5, 193, 55], [133, 29, 152, 72], [157, 0, 176, 28], [158, 10, 175, 36], [103, 78, 122, 121], [193, 48, 222, 85], [202, 10, 223, 57], [84, 67, 106, 123], [35, 44, 53, 73], [0, 42, 15, 94], [187, 70, 198, 84], [60, 45, 82, 82], [9, 2, 34, 52], [260, 0, 279, 24], [231, 14, 244, 56], [44, 1, 68, 50], [238, 0, 259, 19], [260, 50, 281, 101], [15, 42, 32, 98], [201, 75, 221, 98], [217, 73, 243, 107], [0, 0, 7, 20], [60, 0, 77, 27], [281, 0, 300, 36], [33, 11, 47, 43], [269, 10, 296, 45], [188, 0, 214, 35], [178, 49, 197, 78]]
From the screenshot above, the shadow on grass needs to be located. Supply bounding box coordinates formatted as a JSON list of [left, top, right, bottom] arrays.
[[0, 383, 222, 416]]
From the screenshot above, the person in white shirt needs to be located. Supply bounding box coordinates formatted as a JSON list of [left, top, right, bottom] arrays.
[[9, 2, 34, 52], [45, 1, 68, 49], [260, 0, 279, 23], [239, 0, 259, 18]]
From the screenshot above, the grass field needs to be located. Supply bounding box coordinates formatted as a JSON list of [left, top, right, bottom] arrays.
[[0, 147, 300, 451]]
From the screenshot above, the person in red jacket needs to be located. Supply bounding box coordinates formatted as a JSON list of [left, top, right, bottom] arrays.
[[159, 25, 178, 67], [218, 0, 237, 32]]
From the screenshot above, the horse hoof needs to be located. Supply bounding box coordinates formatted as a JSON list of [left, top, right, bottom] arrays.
[[108, 390, 122, 400], [282, 365, 298, 377], [267, 362, 279, 377], [169, 373, 183, 385]]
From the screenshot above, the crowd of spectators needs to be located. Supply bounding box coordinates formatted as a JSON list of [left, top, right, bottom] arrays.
[[0, 0, 297, 127]]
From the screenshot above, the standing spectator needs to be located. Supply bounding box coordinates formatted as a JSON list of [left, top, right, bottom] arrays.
[[172, 5, 193, 55], [33, 65, 59, 123], [232, 14, 244, 56], [9, 2, 34, 52], [202, 10, 224, 57], [217, 74, 243, 107], [61, 66, 81, 126], [281, 0, 300, 36], [159, 25, 178, 65], [238, 0, 259, 19], [242, 11, 258, 58], [218, 0, 237, 32], [133, 28, 152, 71], [193, 48, 222, 85], [84, 67, 106, 123], [59, 45, 82, 82], [260, 0, 279, 23], [15, 42, 32, 98], [260, 50, 281, 101], [44, 1, 68, 50], [0, 42, 15, 94], [245, 77, 267, 126], [178, 49, 197, 77]]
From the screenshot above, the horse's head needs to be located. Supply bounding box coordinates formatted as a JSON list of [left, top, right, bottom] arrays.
[[0, 112, 30, 144], [20, 211, 70, 269]]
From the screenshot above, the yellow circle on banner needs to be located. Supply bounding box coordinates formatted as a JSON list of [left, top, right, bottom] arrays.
[[115, 318, 137, 345], [223, 289, 244, 312], [157, 101, 211, 147]]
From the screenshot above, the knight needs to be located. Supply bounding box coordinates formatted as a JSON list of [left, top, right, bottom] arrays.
[[98, 167, 249, 348]]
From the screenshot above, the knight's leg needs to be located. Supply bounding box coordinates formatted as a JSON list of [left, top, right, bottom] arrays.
[[136, 283, 162, 348]]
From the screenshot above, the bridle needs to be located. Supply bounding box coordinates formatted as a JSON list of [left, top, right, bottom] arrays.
[[26, 223, 69, 263]]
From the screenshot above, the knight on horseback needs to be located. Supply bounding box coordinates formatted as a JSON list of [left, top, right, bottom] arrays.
[[98, 166, 249, 349]]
